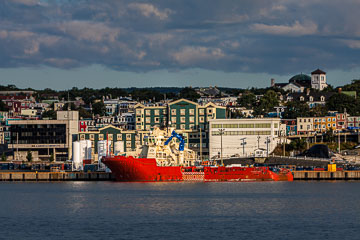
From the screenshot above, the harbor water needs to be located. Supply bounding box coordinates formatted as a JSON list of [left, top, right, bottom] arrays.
[[1, 181, 360, 240]]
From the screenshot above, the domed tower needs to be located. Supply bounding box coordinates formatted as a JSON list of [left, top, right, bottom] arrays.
[[289, 74, 311, 88], [311, 69, 327, 91]]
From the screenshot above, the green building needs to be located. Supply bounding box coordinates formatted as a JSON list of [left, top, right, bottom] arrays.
[[134, 98, 227, 159], [78, 125, 138, 161]]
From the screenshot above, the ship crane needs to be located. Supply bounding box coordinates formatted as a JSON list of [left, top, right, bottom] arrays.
[[164, 130, 185, 165]]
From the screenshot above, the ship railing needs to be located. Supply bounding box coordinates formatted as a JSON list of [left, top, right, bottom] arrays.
[[271, 155, 331, 162]]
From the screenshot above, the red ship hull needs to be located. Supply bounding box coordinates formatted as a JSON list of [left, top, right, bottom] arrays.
[[103, 156, 293, 182]]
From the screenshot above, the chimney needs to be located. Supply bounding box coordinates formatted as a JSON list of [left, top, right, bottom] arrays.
[[338, 88, 342, 94], [271, 78, 275, 87], [306, 88, 310, 96]]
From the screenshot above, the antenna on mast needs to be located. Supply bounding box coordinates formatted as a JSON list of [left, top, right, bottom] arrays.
[[67, 91, 71, 111]]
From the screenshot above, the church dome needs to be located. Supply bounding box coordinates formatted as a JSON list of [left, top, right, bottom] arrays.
[[289, 74, 311, 83]]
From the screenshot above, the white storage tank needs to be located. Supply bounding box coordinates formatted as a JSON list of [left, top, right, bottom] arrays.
[[85, 140, 92, 160], [114, 141, 124, 156], [98, 140, 111, 170], [80, 140, 87, 161], [72, 141, 83, 171]]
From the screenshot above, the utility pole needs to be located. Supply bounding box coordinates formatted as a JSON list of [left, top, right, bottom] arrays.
[[338, 130, 341, 153], [16, 132, 19, 161], [283, 132, 286, 157], [264, 137, 270, 157], [199, 127, 202, 161], [240, 138, 247, 156], [218, 128, 225, 166]]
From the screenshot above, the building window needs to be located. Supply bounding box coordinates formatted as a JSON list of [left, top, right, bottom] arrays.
[[199, 109, 204, 115], [126, 134, 131, 140], [180, 124, 185, 129], [180, 117, 186, 123], [154, 110, 159, 115], [90, 134, 94, 140], [80, 134, 85, 140], [309, 96, 313, 102], [189, 109, 194, 115], [199, 117, 204, 123], [126, 142, 131, 148], [171, 109, 176, 115], [117, 134, 122, 140], [207, 108, 213, 114], [155, 117, 159, 123], [108, 134, 113, 141], [146, 117, 150, 123], [99, 134, 104, 140], [136, 109, 141, 115], [189, 117, 194, 123], [146, 110, 151, 116], [321, 96, 325, 102]]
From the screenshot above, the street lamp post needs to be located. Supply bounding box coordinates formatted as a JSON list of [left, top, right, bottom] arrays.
[[240, 138, 247, 156], [264, 136, 271, 157], [218, 128, 225, 166]]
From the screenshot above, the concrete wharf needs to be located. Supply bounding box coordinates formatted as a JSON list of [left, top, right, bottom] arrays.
[[0, 171, 114, 181], [2, 170, 360, 181], [293, 170, 360, 180]]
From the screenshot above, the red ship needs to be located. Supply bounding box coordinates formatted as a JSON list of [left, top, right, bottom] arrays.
[[102, 128, 293, 182], [103, 156, 293, 182]]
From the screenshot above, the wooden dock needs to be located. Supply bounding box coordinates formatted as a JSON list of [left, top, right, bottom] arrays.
[[0, 172, 114, 181]]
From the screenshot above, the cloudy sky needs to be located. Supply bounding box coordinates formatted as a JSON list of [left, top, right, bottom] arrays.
[[0, 0, 360, 89]]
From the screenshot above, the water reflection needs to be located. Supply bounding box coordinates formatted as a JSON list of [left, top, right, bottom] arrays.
[[1, 182, 360, 240]]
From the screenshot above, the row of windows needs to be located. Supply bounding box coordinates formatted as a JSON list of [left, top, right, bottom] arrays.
[[80, 134, 133, 141], [212, 131, 271, 136], [138, 107, 215, 116], [300, 118, 336, 123], [314, 123, 336, 128], [211, 123, 273, 128]]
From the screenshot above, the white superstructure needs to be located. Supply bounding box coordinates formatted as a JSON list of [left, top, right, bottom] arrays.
[[209, 118, 282, 159]]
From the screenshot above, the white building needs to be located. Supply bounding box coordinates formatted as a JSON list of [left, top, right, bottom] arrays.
[[297, 117, 314, 135], [209, 118, 282, 159], [311, 69, 327, 90]]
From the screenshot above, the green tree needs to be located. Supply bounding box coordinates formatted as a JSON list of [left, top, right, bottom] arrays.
[[323, 128, 335, 143], [92, 101, 106, 116], [179, 87, 200, 102], [62, 102, 77, 110], [253, 90, 279, 116], [237, 92, 256, 109], [42, 110, 56, 119], [26, 151, 32, 162], [310, 105, 328, 117], [289, 139, 307, 151], [1, 153, 6, 161], [50, 153, 55, 162], [0, 100, 7, 111], [78, 107, 92, 119], [282, 101, 310, 119], [326, 93, 359, 115]]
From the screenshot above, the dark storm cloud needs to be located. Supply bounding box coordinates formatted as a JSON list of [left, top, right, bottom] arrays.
[[0, 0, 360, 75]]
